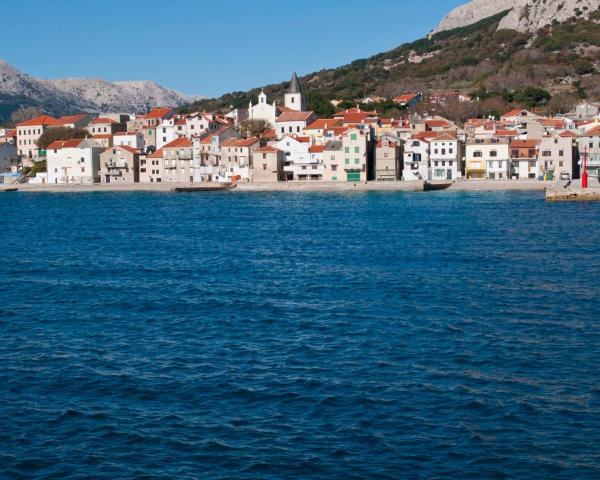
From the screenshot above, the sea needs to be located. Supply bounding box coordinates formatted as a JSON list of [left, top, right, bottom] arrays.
[[0, 190, 599, 479]]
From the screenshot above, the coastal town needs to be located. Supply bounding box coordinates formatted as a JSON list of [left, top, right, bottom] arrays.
[[1, 73, 599, 190]]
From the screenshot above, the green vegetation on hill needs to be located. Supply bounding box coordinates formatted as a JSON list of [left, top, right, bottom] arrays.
[[184, 8, 600, 119]]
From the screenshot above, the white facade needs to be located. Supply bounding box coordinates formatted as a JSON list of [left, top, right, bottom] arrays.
[[114, 132, 144, 150], [429, 137, 461, 181], [402, 138, 430, 181], [156, 119, 177, 150], [249, 90, 277, 126], [274, 136, 315, 181], [47, 139, 103, 184]]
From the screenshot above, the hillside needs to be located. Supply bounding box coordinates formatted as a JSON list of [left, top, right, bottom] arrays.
[[186, 7, 600, 117], [0, 60, 202, 122]]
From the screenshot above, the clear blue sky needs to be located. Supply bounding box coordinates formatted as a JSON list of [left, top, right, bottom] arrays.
[[1, 0, 467, 98]]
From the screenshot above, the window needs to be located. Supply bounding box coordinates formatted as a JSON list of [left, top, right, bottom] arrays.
[[559, 150, 564, 157], [354, 147, 359, 153], [384, 153, 388, 158], [262, 153, 267, 159], [345, 158, 349, 164], [474, 151, 483, 158], [344, 147, 349, 153], [332, 176, 337, 181], [354, 158, 360, 164], [332, 165, 337, 171], [263, 164, 267, 170], [542, 151, 551, 157], [441, 149, 446, 155], [350, 134, 357, 141], [559, 161, 564, 167]]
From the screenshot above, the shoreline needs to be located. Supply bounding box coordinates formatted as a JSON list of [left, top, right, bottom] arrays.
[[1, 179, 551, 194]]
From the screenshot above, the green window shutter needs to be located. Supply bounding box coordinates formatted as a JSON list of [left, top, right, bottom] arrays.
[[351, 134, 357, 141], [344, 147, 349, 153], [332, 176, 337, 181], [354, 158, 360, 164], [345, 158, 350, 164], [354, 147, 360, 153]]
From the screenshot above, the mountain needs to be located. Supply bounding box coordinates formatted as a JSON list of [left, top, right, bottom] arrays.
[[0, 60, 202, 122], [434, 0, 599, 34], [187, 2, 600, 119], [431, 0, 513, 35]]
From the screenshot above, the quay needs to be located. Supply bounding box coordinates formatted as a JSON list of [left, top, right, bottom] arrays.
[[546, 181, 600, 202]]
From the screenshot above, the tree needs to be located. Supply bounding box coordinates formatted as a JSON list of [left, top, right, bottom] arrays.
[[36, 127, 90, 150], [239, 119, 271, 138], [30, 159, 47, 175]]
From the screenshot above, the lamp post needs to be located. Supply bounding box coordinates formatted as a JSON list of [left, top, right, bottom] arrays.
[[582, 145, 589, 189]]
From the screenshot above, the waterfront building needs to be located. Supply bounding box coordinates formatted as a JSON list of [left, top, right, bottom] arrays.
[[16, 115, 63, 161], [303, 119, 342, 145], [374, 136, 402, 181], [465, 138, 510, 180], [143, 148, 164, 183], [99, 145, 140, 184], [578, 125, 600, 182], [402, 134, 431, 181], [251, 145, 284, 182], [537, 134, 575, 180], [0, 141, 19, 174], [274, 136, 312, 181], [341, 128, 369, 182], [429, 134, 462, 181], [161, 137, 194, 183], [220, 137, 261, 182], [323, 140, 344, 182], [46, 138, 103, 184], [509, 139, 540, 179]]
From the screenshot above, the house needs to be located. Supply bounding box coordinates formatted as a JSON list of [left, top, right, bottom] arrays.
[[99, 145, 140, 184], [155, 118, 177, 149], [538, 134, 575, 180], [333, 108, 379, 130], [323, 140, 344, 181], [252, 146, 284, 182], [46, 138, 103, 184], [126, 108, 174, 149], [429, 91, 471, 105], [361, 95, 387, 104], [374, 136, 402, 181], [225, 108, 249, 126], [501, 109, 544, 124], [0, 141, 19, 174], [198, 126, 239, 178], [304, 119, 342, 145], [16, 115, 63, 160], [275, 111, 317, 139], [58, 114, 92, 129], [161, 137, 194, 183], [0, 128, 16, 145], [86, 117, 122, 136], [465, 138, 510, 180], [572, 101, 600, 120], [402, 134, 431, 181], [142, 148, 164, 183], [393, 92, 422, 108], [91, 134, 113, 148], [509, 139, 540, 179], [274, 136, 311, 181], [429, 134, 462, 181], [340, 128, 369, 182], [220, 137, 261, 182], [114, 131, 145, 150], [285, 72, 306, 111], [578, 126, 600, 182]]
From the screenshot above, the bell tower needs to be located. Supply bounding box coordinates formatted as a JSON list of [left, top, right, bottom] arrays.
[[284, 72, 305, 111]]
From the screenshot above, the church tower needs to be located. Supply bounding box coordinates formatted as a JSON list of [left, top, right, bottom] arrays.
[[284, 72, 305, 111]]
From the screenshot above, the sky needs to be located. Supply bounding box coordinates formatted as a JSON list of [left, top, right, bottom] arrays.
[[0, 0, 467, 98]]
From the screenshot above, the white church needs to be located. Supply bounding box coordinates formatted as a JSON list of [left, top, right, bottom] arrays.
[[248, 72, 306, 126]]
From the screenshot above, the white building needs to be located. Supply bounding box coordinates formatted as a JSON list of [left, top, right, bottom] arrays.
[[156, 118, 177, 150], [249, 90, 278, 126], [429, 134, 462, 181], [46, 139, 103, 184], [274, 136, 312, 181], [275, 111, 317, 139], [113, 131, 145, 150], [402, 135, 430, 181]]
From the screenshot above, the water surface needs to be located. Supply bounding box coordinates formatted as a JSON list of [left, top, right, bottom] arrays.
[[1, 190, 599, 479]]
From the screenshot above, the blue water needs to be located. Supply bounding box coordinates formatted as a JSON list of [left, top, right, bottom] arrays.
[[1, 190, 599, 479]]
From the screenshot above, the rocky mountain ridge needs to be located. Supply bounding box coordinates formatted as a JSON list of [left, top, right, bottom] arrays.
[[433, 0, 599, 34], [0, 60, 202, 121]]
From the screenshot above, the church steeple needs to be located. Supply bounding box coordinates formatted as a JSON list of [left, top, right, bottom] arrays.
[[285, 71, 305, 111]]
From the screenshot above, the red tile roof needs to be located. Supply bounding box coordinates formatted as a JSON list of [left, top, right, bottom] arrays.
[[277, 111, 315, 122], [162, 137, 192, 149], [47, 139, 84, 150], [90, 117, 119, 125], [584, 126, 600, 136], [254, 145, 280, 153], [510, 139, 541, 148], [92, 134, 113, 139], [148, 148, 164, 158], [309, 145, 326, 153], [58, 114, 88, 124], [145, 107, 173, 119], [560, 130, 577, 138], [17, 115, 62, 127], [305, 119, 341, 130]]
